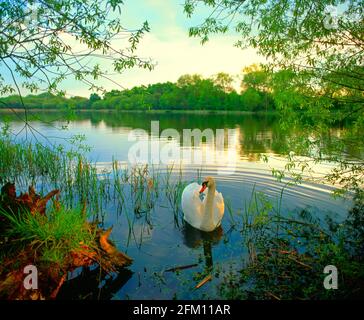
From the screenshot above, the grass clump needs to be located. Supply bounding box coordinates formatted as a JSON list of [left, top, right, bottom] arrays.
[[0, 181, 132, 300], [1, 205, 96, 265]]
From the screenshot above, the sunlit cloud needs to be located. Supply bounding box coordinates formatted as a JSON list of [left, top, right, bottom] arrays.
[[64, 30, 265, 97]]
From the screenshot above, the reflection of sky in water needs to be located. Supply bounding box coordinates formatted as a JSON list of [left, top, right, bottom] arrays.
[[8, 117, 350, 214], [5, 113, 355, 299]]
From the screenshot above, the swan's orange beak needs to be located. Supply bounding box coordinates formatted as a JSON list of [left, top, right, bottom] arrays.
[[199, 182, 207, 194]]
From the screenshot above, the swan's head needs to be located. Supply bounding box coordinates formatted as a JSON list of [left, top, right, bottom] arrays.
[[199, 176, 215, 194]]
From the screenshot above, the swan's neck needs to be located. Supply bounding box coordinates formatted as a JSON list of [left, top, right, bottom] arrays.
[[201, 185, 215, 230]]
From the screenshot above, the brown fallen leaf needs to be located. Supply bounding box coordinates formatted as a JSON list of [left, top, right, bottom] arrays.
[[70, 245, 97, 267]]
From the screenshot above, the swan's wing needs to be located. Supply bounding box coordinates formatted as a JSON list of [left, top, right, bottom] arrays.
[[181, 183, 203, 226], [182, 182, 207, 203], [181, 182, 200, 200], [213, 190, 225, 226], [214, 190, 224, 206]]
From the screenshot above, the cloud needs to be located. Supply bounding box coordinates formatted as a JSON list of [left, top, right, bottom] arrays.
[[57, 1, 266, 97], [137, 31, 264, 81], [64, 31, 265, 97]]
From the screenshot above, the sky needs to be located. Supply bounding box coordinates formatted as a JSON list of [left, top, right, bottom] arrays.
[[3, 0, 265, 97], [62, 0, 266, 97]]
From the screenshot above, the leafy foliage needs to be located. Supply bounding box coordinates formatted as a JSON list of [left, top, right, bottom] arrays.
[[184, 0, 364, 196], [0, 0, 153, 137], [0, 0, 153, 94], [0, 71, 275, 111]]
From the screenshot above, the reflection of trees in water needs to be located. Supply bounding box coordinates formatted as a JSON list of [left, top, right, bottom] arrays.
[[57, 266, 133, 300], [182, 223, 223, 271], [97, 112, 283, 160], [5, 111, 359, 159]]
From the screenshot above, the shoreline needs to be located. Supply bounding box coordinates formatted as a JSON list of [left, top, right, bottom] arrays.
[[0, 108, 276, 115]]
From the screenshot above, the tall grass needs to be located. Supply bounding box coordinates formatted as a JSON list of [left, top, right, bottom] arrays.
[[0, 131, 192, 241], [164, 164, 187, 226], [0, 133, 108, 216]]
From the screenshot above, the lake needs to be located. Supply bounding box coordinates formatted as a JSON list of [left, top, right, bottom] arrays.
[[1, 110, 356, 299]]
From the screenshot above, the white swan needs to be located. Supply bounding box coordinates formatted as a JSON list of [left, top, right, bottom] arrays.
[[181, 177, 224, 232]]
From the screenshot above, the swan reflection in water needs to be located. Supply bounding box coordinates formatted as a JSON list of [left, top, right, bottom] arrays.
[[182, 222, 223, 271]]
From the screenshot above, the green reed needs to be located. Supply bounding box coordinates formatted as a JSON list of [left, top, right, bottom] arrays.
[[0, 131, 214, 241]]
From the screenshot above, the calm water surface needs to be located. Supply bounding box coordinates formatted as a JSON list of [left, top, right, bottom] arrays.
[[2, 111, 357, 299]]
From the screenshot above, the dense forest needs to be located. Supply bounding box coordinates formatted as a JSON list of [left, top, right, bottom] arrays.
[[0, 70, 275, 112]]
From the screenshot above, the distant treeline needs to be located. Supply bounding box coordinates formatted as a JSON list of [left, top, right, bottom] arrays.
[[0, 72, 276, 112]]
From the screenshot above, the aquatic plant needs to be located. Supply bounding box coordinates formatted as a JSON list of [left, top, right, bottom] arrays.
[[218, 192, 364, 300]]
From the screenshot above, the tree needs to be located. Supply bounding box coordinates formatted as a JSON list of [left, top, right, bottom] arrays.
[[184, 0, 363, 109], [241, 65, 269, 92], [184, 0, 364, 196], [177, 74, 202, 87], [241, 64, 274, 111], [69, 96, 89, 110], [241, 88, 263, 111], [1, 72, 278, 111], [0, 0, 153, 136], [212, 72, 235, 93], [89, 93, 101, 106]]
